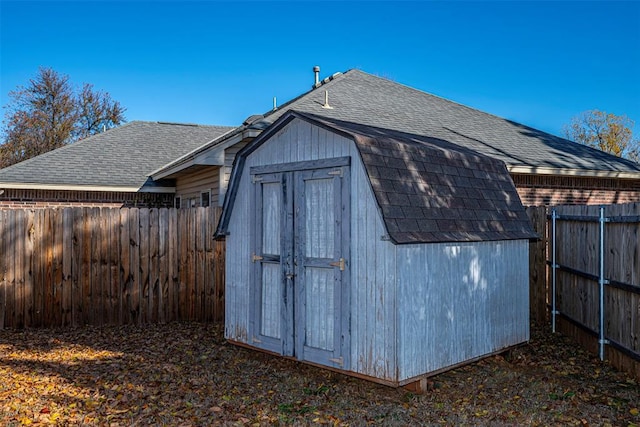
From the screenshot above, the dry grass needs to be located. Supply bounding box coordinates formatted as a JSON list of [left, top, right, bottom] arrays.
[[1, 322, 638, 426]]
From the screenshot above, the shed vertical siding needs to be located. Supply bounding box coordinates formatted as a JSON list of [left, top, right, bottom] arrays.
[[225, 163, 252, 342], [225, 119, 398, 379], [350, 145, 397, 381], [396, 239, 529, 382]]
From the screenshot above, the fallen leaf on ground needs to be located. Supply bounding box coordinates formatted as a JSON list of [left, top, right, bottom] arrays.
[[0, 322, 637, 425]]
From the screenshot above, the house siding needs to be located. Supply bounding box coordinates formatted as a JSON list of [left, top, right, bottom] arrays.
[[396, 239, 530, 382], [219, 141, 250, 207], [175, 167, 220, 207], [225, 119, 398, 379]]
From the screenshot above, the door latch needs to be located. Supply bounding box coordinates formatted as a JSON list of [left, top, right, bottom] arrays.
[[329, 258, 345, 271], [252, 253, 263, 262]]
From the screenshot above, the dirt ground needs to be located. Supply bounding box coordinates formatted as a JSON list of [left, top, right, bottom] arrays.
[[0, 322, 638, 426]]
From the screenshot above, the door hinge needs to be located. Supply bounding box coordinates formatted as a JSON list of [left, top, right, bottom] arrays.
[[252, 253, 263, 262], [252, 175, 263, 184], [252, 336, 262, 343], [329, 357, 344, 367], [329, 258, 345, 271], [328, 169, 343, 177]]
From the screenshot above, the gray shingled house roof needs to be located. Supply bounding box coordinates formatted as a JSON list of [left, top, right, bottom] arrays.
[[0, 121, 234, 191], [218, 111, 537, 244], [154, 69, 640, 179]]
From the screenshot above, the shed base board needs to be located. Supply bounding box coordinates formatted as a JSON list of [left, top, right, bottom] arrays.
[[227, 339, 397, 387], [227, 339, 528, 391], [400, 342, 527, 393]]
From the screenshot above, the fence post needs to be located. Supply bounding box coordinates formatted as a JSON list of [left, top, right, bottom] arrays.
[[551, 208, 558, 333], [598, 206, 609, 361]]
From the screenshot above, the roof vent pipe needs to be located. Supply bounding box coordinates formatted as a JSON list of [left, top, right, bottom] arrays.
[[322, 90, 333, 109], [273, 96, 277, 111], [313, 66, 320, 86]]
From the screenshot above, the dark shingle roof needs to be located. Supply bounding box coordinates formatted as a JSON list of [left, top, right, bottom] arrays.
[[151, 69, 640, 179], [0, 121, 234, 190], [218, 111, 537, 244], [258, 69, 640, 175]]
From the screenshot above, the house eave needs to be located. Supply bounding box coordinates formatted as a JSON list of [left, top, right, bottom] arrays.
[[150, 128, 262, 180], [508, 165, 640, 180], [0, 182, 175, 193], [150, 157, 216, 180]]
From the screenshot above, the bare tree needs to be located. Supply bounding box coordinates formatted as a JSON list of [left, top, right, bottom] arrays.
[[564, 110, 639, 163], [75, 83, 125, 139], [1, 67, 126, 168]]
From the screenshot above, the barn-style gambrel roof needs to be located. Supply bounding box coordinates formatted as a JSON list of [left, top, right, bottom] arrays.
[[218, 111, 538, 244]]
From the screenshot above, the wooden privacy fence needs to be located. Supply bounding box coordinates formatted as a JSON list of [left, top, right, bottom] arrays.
[[528, 203, 640, 380], [0, 207, 225, 329], [526, 206, 549, 325]]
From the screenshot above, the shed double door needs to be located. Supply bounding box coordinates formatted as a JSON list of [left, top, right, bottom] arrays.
[[251, 161, 350, 370]]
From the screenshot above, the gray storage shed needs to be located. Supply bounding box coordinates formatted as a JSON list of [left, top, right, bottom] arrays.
[[216, 111, 537, 389]]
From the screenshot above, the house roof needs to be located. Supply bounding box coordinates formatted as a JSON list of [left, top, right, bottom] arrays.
[[0, 121, 234, 192], [154, 69, 640, 180], [217, 111, 538, 244]]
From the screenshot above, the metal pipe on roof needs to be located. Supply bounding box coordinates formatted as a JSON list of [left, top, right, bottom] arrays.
[[322, 90, 333, 109], [313, 66, 320, 86]]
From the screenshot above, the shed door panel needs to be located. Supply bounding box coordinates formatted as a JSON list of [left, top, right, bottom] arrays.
[[251, 163, 349, 369], [251, 173, 293, 355], [260, 263, 282, 339], [295, 170, 346, 367]]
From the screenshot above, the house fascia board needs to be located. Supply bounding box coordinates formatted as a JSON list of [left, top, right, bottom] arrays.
[[149, 127, 240, 179], [150, 157, 208, 180], [193, 129, 261, 165], [508, 165, 640, 180], [0, 182, 175, 193], [150, 128, 262, 180]]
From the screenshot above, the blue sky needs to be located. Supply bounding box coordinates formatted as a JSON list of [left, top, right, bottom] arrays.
[[1, 1, 639, 138]]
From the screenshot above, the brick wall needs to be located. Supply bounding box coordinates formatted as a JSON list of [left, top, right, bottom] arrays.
[[3, 174, 640, 209], [0, 189, 174, 209], [512, 174, 640, 206]]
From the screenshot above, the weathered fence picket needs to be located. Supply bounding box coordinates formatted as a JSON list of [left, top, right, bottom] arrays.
[[0, 206, 224, 328], [526, 206, 548, 325]]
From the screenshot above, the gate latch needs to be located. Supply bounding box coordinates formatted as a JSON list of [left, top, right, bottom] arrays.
[[252, 253, 263, 263], [329, 258, 345, 271]]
